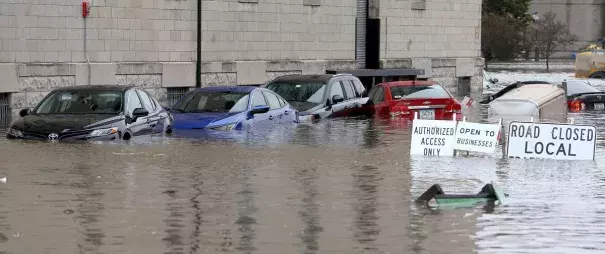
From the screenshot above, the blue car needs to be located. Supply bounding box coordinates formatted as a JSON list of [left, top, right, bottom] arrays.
[[169, 86, 299, 131]]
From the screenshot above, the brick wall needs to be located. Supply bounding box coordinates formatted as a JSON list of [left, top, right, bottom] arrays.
[[201, 0, 355, 62], [0, 0, 355, 64], [379, 0, 482, 60]]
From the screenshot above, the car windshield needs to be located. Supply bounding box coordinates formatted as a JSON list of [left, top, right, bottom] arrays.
[[265, 82, 326, 104], [565, 80, 600, 95], [390, 84, 451, 99], [35, 90, 123, 114], [172, 91, 250, 113]]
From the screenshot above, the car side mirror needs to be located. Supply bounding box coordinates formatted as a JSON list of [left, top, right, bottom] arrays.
[[163, 106, 170, 111], [131, 108, 149, 122], [491, 78, 498, 84], [19, 108, 30, 117], [251, 105, 270, 114], [332, 95, 345, 104]]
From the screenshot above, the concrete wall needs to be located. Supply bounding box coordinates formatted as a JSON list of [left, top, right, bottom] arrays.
[[531, 0, 605, 57], [0, 0, 484, 124], [378, 0, 484, 92]]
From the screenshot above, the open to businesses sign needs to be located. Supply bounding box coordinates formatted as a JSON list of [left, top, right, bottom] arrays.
[[506, 121, 597, 160]]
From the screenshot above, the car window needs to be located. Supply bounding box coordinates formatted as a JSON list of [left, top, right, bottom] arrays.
[[352, 80, 365, 96], [373, 87, 384, 103], [35, 90, 124, 114], [329, 82, 345, 99], [172, 91, 250, 113], [390, 84, 451, 99], [565, 80, 600, 95], [341, 81, 356, 100], [125, 90, 143, 115], [136, 90, 155, 112], [265, 82, 326, 105], [251, 91, 268, 108], [263, 91, 282, 109], [368, 87, 378, 101]]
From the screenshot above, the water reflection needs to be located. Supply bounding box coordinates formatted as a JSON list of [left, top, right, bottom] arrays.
[[351, 165, 381, 252], [234, 167, 257, 253], [295, 166, 322, 254], [3, 90, 605, 253]]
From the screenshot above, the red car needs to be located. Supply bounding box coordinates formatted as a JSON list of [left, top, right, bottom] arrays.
[[362, 80, 463, 120]]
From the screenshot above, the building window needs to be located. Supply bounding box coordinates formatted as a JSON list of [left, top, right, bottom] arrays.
[[166, 87, 190, 108], [0, 93, 11, 127]]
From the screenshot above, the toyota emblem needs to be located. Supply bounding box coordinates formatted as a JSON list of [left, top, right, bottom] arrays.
[[48, 133, 59, 141], [598, 95, 602, 99]]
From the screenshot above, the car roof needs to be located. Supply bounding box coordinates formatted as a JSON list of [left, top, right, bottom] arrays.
[[379, 80, 435, 87], [268, 74, 335, 84], [191, 86, 258, 93], [54, 85, 134, 92]]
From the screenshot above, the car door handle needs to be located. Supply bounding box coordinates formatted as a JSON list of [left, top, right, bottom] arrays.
[[269, 116, 274, 120], [284, 110, 289, 115]]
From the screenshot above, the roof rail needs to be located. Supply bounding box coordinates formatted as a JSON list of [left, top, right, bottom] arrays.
[[332, 73, 353, 77]]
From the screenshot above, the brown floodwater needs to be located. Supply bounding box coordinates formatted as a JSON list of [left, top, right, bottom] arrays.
[[1, 95, 605, 254]]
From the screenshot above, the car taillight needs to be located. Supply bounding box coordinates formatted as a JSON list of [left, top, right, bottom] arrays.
[[445, 103, 462, 113], [569, 100, 585, 112], [389, 105, 410, 117]]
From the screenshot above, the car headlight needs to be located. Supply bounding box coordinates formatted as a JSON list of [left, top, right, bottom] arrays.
[[210, 122, 241, 131], [7, 128, 23, 138], [89, 127, 118, 137]]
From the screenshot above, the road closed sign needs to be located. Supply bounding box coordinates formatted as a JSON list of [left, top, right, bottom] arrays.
[[453, 121, 501, 154], [410, 119, 457, 157], [506, 121, 597, 160]]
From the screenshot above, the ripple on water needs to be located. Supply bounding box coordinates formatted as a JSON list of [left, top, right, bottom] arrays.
[[2, 94, 605, 253]]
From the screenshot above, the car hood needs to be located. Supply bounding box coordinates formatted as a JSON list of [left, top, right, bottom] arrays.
[[171, 112, 240, 129], [11, 114, 119, 134]]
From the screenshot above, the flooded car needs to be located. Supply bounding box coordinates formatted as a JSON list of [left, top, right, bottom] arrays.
[[264, 74, 368, 122], [6, 85, 173, 141], [480, 80, 605, 113], [168, 86, 299, 131], [361, 80, 463, 120]]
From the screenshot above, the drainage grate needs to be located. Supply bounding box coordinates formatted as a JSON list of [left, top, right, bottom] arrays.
[[0, 93, 10, 127], [166, 87, 190, 107]]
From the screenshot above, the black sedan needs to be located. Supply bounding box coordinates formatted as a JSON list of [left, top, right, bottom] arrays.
[[6, 85, 173, 141]]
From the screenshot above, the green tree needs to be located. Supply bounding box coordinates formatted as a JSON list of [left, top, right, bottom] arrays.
[[481, 0, 533, 65], [482, 0, 532, 24]]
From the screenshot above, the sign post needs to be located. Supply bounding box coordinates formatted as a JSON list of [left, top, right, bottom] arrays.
[[410, 118, 457, 157], [506, 121, 597, 160]]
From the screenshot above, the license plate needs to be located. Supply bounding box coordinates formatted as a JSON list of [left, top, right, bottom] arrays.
[[595, 103, 604, 110], [419, 109, 435, 119]]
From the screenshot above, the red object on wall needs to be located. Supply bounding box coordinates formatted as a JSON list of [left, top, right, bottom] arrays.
[[82, 1, 89, 18]]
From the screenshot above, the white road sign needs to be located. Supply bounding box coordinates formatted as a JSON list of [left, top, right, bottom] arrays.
[[410, 119, 457, 157], [453, 121, 501, 154], [506, 121, 597, 160]]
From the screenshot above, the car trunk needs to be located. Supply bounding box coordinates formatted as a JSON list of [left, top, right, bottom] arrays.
[[575, 93, 605, 110], [391, 98, 458, 120]]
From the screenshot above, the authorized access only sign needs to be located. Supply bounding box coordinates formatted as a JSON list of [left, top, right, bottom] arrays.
[[453, 121, 501, 154], [506, 121, 597, 160], [411, 119, 457, 157]]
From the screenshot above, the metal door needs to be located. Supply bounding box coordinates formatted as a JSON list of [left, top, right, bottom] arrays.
[[355, 0, 368, 69]]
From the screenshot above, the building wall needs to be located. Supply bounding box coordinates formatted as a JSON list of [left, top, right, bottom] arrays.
[[0, 0, 484, 124], [531, 0, 605, 57]]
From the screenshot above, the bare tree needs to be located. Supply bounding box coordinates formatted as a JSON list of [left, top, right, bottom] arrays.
[[529, 11, 577, 71]]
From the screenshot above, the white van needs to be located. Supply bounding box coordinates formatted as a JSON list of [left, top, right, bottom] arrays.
[[488, 83, 567, 122]]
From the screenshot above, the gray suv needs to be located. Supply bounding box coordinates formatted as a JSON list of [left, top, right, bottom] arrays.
[[264, 74, 368, 122]]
